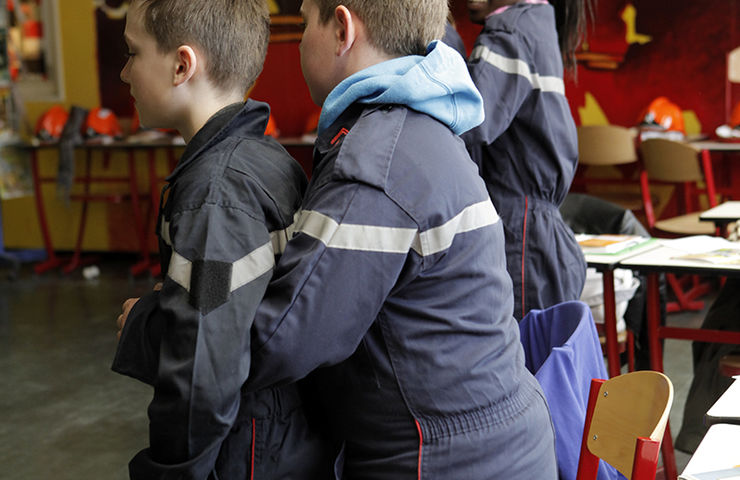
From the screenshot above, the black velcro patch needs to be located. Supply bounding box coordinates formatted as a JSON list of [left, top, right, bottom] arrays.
[[189, 259, 232, 315]]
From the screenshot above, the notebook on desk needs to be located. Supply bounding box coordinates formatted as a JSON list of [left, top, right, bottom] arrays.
[[576, 234, 653, 255]]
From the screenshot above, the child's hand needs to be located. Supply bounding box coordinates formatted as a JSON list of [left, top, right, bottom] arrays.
[[116, 297, 139, 341], [153, 282, 163, 291]]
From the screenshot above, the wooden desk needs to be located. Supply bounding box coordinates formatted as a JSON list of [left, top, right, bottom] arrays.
[[26, 139, 183, 275], [621, 244, 740, 372], [690, 141, 740, 152], [690, 141, 740, 200], [582, 239, 660, 377], [620, 243, 740, 480], [700, 201, 740, 228]]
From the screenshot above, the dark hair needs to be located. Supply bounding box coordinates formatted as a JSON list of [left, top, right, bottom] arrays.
[[548, 0, 594, 73], [137, 0, 270, 94]]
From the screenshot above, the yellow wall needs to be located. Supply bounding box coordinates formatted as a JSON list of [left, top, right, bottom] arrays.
[[2, 1, 151, 253]]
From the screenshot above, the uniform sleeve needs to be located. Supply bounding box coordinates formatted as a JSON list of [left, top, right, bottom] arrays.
[[246, 180, 418, 391], [112, 291, 164, 386], [462, 29, 534, 147], [120, 203, 275, 479]]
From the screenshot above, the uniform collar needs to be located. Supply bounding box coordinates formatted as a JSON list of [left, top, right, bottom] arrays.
[[166, 99, 271, 181]]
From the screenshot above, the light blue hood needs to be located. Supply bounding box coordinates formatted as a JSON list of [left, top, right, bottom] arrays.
[[318, 40, 484, 136]]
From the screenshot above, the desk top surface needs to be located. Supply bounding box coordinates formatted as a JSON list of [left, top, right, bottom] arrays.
[[690, 140, 740, 152], [700, 202, 740, 222], [619, 244, 740, 276], [681, 424, 740, 477], [705, 378, 740, 425]]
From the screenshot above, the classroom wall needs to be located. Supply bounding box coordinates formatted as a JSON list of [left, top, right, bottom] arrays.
[[2, 0, 739, 252], [449, 0, 740, 133], [3, 0, 110, 252]]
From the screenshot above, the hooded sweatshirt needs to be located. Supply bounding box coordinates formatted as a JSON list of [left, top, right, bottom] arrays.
[[318, 40, 484, 135], [247, 40, 556, 480]]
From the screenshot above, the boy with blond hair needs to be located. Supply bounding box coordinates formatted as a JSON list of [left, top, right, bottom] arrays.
[[242, 0, 559, 477], [111, 0, 331, 478]]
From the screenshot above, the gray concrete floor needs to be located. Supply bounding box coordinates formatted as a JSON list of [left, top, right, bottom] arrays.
[[0, 255, 715, 479]]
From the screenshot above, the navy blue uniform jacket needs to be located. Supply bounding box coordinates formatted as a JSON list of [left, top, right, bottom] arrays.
[[247, 99, 558, 478], [463, 3, 587, 320], [112, 101, 331, 479]]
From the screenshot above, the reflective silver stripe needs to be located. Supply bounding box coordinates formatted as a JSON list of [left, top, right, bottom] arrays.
[[168, 251, 192, 291], [294, 200, 500, 256], [270, 225, 293, 256], [416, 201, 500, 255], [230, 242, 275, 291], [161, 220, 172, 246], [167, 240, 276, 293], [296, 210, 417, 253], [470, 45, 565, 95]]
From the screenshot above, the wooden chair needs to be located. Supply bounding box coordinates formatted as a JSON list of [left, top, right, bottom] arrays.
[[576, 371, 674, 480], [574, 125, 643, 211], [639, 138, 720, 312]]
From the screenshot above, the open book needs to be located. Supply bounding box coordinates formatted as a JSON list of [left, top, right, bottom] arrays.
[[577, 234, 653, 255]]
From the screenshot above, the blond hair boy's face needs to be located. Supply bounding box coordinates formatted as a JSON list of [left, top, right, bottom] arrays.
[[120, 1, 178, 129], [299, 0, 338, 106]]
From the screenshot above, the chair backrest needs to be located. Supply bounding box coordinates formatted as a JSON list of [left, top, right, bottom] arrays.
[[577, 125, 638, 166], [577, 371, 674, 480], [639, 138, 703, 183], [638, 138, 718, 228]]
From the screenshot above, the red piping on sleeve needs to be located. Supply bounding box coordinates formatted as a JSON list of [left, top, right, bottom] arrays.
[[250, 418, 256, 480], [415, 419, 423, 480], [520, 196, 528, 318]]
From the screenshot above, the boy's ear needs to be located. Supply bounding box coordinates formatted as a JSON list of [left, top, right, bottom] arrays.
[[333, 6, 355, 56], [173, 45, 197, 86]]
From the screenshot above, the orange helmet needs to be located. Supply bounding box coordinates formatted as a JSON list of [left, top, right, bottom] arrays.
[[638, 97, 685, 134], [86, 107, 123, 138], [730, 101, 740, 128], [35, 105, 69, 141]]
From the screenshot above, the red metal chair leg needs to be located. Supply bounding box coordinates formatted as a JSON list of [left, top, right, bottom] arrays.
[[631, 437, 661, 480], [665, 273, 705, 312], [659, 422, 677, 480]]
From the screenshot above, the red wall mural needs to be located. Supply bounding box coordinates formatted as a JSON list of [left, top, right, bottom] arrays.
[[97, 0, 740, 139]]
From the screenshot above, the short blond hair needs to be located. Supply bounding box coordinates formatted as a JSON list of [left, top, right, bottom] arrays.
[[314, 0, 447, 56], [136, 0, 270, 94]]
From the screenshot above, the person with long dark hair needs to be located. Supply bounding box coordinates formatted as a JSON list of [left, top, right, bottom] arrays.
[[463, 0, 592, 320]]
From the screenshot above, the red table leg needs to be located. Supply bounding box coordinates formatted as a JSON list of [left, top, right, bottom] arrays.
[[30, 149, 63, 274], [646, 273, 677, 480], [128, 150, 151, 276], [602, 269, 621, 378]]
